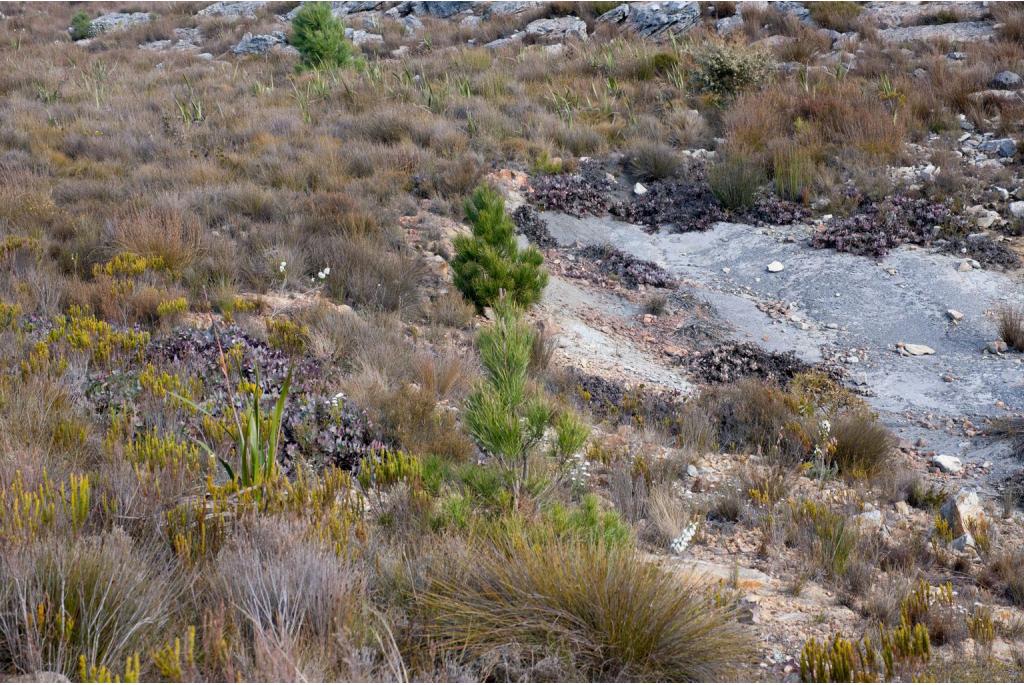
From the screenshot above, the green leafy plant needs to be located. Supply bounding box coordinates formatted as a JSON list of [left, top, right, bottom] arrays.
[[290, 1, 357, 71], [452, 185, 548, 311], [69, 12, 93, 41], [172, 336, 292, 490]]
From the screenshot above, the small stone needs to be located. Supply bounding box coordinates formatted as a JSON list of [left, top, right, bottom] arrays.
[[686, 464, 699, 477], [991, 70, 1023, 90], [766, 261, 785, 273], [931, 454, 963, 474], [951, 532, 977, 552], [958, 260, 974, 272], [633, 182, 647, 195], [898, 342, 935, 356], [979, 138, 1017, 158], [1010, 201, 1024, 219], [895, 501, 912, 516], [946, 309, 964, 322], [940, 488, 984, 535], [984, 340, 1008, 354], [853, 509, 884, 531]]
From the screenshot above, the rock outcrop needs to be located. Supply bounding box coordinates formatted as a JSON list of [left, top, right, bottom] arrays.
[[598, 2, 701, 38]]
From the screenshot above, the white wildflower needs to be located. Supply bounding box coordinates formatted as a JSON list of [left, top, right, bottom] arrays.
[[278, 261, 287, 273], [669, 521, 698, 556]]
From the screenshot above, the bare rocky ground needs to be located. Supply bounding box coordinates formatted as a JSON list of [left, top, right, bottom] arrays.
[[484, 94, 1024, 671], [500, 208, 1024, 678]]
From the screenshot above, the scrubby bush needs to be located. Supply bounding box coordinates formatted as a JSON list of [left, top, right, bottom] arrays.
[[69, 11, 93, 41], [419, 532, 751, 681], [0, 532, 178, 678], [688, 40, 773, 98], [452, 185, 548, 311], [828, 411, 895, 479], [290, 1, 358, 70]]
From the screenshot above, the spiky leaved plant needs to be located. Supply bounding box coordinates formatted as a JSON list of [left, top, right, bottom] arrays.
[[172, 330, 291, 491]]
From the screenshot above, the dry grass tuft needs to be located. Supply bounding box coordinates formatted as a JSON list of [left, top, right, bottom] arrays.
[[828, 411, 896, 480], [419, 533, 752, 681], [998, 306, 1024, 351]]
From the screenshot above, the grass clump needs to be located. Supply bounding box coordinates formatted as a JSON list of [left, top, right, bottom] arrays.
[[997, 306, 1024, 351], [807, 2, 863, 32], [452, 185, 548, 312], [626, 142, 682, 181], [290, 1, 359, 70], [827, 411, 896, 480], [708, 147, 766, 210], [419, 531, 751, 681]]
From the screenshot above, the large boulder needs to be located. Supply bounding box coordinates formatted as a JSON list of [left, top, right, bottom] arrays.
[[483, 1, 536, 17], [878, 21, 996, 44], [525, 16, 587, 41], [232, 31, 288, 55], [598, 2, 700, 38], [386, 1, 472, 18], [86, 11, 152, 34], [979, 138, 1017, 158], [286, 2, 385, 20], [197, 2, 266, 19], [991, 70, 1023, 90], [345, 27, 384, 47], [863, 1, 989, 29]]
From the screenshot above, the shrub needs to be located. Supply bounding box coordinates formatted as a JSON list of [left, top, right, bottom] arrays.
[[290, 1, 358, 70], [827, 411, 895, 479], [452, 185, 548, 311], [981, 548, 1024, 607], [419, 533, 751, 681], [708, 147, 766, 210], [998, 306, 1024, 351], [702, 378, 811, 468], [69, 11, 92, 41], [113, 205, 202, 275], [626, 142, 681, 182], [210, 517, 366, 681], [688, 40, 773, 98]]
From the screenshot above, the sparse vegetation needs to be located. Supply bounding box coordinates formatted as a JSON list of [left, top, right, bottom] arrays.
[[2, 1, 1024, 681]]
